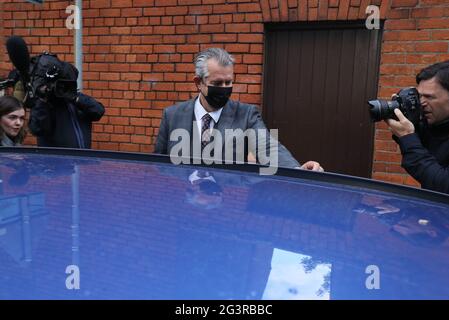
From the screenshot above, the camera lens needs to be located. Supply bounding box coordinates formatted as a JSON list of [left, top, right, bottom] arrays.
[[368, 99, 400, 122]]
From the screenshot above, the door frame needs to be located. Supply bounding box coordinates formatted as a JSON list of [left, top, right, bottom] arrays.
[[262, 20, 384, 178]]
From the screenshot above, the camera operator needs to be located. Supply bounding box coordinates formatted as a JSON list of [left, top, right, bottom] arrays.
[[385, 61, 449, 194], [27, 54, 105, 149]]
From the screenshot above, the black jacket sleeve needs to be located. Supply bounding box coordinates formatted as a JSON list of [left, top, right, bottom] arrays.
[[75, 93, 105, 121], [397, 133, 449, 194], [28, 99, 55, 137]]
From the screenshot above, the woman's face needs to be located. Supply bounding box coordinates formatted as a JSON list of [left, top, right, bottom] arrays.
[[1, 109, 25, 138]]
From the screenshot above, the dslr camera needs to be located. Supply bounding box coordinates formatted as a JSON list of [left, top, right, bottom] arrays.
[[368, 87, 422, 126]]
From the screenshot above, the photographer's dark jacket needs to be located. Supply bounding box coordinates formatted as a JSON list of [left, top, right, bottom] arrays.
[[29, 93, 105, 149], [395, 120, 449, 194]]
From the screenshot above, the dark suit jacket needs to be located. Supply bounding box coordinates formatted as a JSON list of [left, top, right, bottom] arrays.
[[155, 98, 300, 168]]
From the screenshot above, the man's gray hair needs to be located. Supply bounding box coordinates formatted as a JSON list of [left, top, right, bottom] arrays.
[[194, 48, 234, 80]]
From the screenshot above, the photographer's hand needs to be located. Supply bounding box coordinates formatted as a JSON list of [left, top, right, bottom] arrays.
[[385, 109, 415, 138], [37, 85, 50, 102]]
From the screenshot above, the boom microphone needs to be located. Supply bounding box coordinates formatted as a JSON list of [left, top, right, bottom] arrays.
[[6, 36, 31, 81], [6, 36, 35, 104]]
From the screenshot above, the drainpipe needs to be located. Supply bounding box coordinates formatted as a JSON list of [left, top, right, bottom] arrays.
[[75, 0, 83, 90]]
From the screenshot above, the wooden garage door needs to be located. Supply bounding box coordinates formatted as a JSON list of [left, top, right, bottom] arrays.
[[263, 22, 382, 177]]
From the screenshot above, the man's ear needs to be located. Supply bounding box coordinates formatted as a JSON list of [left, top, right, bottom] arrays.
[[193, 76, 202, 90]]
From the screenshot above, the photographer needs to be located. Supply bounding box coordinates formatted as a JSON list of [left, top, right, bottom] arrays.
[[27, 53, 105, 149], [385, 61, 449, 194]]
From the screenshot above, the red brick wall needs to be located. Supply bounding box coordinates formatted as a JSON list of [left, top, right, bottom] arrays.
[[1, 0, 449, 187], [0, 0, 6, 77]]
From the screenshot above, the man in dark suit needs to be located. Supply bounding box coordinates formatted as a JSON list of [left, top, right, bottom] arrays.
[[155, 47, 322, 172]]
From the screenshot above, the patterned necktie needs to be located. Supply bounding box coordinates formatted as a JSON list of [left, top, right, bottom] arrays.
[[201, 113, 213, 150]]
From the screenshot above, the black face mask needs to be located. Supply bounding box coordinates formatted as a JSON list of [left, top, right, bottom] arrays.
[[204, 85, 232, 109]]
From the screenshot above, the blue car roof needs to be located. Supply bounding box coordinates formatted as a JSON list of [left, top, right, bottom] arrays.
[[1, 148, 449, 300]]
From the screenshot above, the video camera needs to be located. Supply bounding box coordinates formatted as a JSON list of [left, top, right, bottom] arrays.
[[368, 87, 422, 126], [5, 36, 78, 107], [30, 53, 79, 102]]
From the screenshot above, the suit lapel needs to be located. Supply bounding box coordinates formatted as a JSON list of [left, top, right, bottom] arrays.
[[215, 100, 237, 157], [215, 100, 237, 139]]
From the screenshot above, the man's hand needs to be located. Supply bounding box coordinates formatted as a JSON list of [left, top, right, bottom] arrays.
[[385, 109, 415, 138], [299, 161, 324, 172], [36, 85, 50, 102]]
